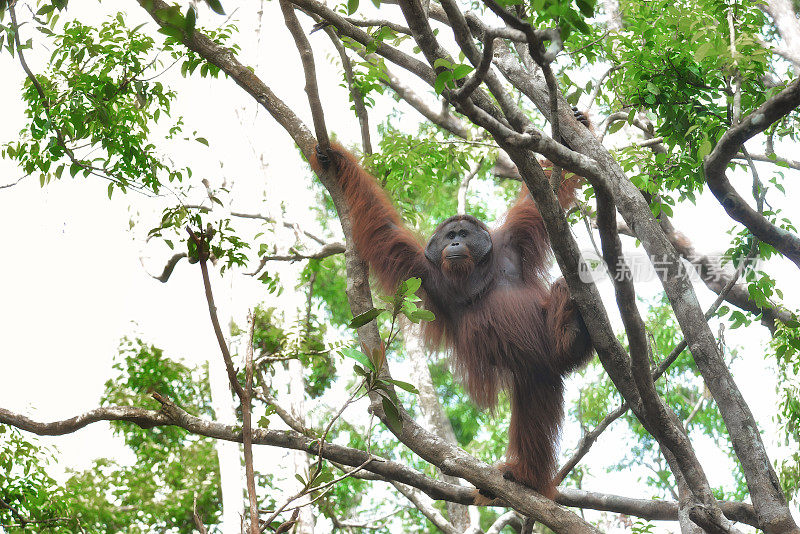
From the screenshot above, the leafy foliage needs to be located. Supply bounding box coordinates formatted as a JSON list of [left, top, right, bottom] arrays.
[[0, 427, 74, 532], [65, 338, 222, 533], [366, 128, 493, 230], [771, 319, 800, 497], [1, 13, 193, 195], [246, 304, 338, 399]]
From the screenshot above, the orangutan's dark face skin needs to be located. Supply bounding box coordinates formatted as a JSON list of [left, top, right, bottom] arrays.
[[425, 217, 492, 278]]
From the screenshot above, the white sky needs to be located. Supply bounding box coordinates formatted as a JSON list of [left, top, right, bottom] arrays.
[[0, 1, 798, 529]]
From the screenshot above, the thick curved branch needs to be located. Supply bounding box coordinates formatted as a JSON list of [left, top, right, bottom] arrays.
[[454, 30, 497, 102], [704, 78, 800, 269], [0, 405, 170, 434], [0, 402, 759, 526], [556, 489, 757, 528], [0, 402, 470, 504]]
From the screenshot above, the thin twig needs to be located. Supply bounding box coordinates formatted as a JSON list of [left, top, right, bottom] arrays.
[[248, 243, 345, 276], [731, 152, 800, 171], [187, 227, 245, 399], [193, 495, 209, 534], [455, 31, 497, 102], [0, 176, 26, 189], [244, 312, 260, 534]]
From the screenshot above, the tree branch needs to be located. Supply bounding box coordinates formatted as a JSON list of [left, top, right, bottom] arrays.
[[243, 314, 259, 534], [0, 402, 758, 526], [280, 0, 329, 150], [761, 0, 800, 70], [248, 242, 345, 276], [391, 482, 459, 534], [704, 78, 800, 269], [187, 228, 245, 399], [593, 167, 736, 533]]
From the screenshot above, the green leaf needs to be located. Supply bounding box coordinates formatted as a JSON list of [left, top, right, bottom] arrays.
[[158, 25, 184, 40], [575, 0, 594, 17], [206, 0, 225, 15], [381, 397, 403, 434], [348, 307, 383, 328], [434, 71, 453, 95], [697, 137, 713, 161], [410, 309, 435, 322], [196, 137, 209, 146], [342, 347, 375, 371], [401, 277, 421, 294], [607, 120, 624, 134], [185, 6, 197, 36], [433, 58, 453, 70], [693, 42, 713, 62], [347, 0, 359, 15], [452, 64, 474, 80], [386, 379, 419, 394]]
